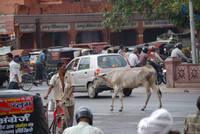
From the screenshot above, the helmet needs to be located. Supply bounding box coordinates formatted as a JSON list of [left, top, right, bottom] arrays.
[[142, 46, 149, 53], [175, 43, 183, 49], [75, 107, 93, 125]]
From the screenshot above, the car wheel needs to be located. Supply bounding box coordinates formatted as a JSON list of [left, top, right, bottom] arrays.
[[88, 83, 97, 98], [123, 88, 132, 96]]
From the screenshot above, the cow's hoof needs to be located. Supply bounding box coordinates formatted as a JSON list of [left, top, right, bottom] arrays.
[[118, 109, 122, 112], [141, 108, 145, 111], [110, 108, 113, 111]]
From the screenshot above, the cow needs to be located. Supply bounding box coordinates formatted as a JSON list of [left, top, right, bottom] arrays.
[[92, 65, 162, 112]]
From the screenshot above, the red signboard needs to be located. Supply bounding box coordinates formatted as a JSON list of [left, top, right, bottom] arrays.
[[0, 96, 33, 116]]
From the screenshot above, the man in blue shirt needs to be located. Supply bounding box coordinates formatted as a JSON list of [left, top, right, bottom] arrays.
[[35, 49, 48, 82]]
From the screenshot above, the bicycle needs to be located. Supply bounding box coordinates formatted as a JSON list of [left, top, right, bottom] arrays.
[[45, 101, 69, 134], [21, 72, 41, 91], [21, 70, 55, 91]]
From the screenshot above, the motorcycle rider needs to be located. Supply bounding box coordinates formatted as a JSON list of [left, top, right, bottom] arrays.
[[137, 46, 149, 67], [148, 47, 164, 84], [171, 42, 191, 62], [63, 106, 104, 134]]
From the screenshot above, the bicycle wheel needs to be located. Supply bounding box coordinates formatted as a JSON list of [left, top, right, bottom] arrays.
[[21, 74, 33, 91], [52, 118, 57, 134]]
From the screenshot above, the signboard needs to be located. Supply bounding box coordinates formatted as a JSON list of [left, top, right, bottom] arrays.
[[143, 20, 173, 27], [41, 23, 70, 31], [120, 22, 138, 29], [0, 24, 6, 33], [19, 24, 36, 32], [75, 23, 104, 30], [51, 52, 59, 60], [0, 96, 34, 134]]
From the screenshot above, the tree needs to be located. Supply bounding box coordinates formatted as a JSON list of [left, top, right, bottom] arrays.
[[103, 0, 200, 33]]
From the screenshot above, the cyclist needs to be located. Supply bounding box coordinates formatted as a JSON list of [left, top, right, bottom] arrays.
[[44, 62, 75, 133], [63, 106, 104, 134], [35, 49, 48, 83]]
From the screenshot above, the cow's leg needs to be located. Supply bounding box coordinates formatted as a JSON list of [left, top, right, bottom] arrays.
[[151, 84, 162, 108], [141, 82, 151, 111], [111, 89, 118, 111], [118, 89, 123, 112]]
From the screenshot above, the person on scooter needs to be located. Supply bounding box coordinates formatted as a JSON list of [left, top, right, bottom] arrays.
[[148, 47, 164, 81], [171, 43, 191, 62]]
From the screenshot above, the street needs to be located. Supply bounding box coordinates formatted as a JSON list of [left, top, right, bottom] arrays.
[[22, 83, 200, 134]]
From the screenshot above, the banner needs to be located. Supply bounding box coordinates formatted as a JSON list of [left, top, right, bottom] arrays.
[[0, 96, 34, 134]]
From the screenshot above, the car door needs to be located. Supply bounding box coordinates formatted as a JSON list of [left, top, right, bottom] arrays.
[[66, 57, 90, 92], [75, 57, 90, 91]]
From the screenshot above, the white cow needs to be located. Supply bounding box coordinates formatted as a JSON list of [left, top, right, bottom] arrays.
[[93, 65, 162, 111]]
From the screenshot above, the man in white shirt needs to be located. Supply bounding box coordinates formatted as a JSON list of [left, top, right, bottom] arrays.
[[63, 106, 104, 134], [6, 53, 22, 89], [171, 43, 191, 62], [128, 48, 138, 67], [44, 62, 75, 133]]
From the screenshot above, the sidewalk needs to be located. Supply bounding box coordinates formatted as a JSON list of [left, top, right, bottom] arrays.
[[133, 84, 200, 93]]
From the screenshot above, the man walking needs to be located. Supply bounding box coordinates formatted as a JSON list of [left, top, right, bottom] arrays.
[[44, 62, 75, 132], [6, 53, 22, 89]]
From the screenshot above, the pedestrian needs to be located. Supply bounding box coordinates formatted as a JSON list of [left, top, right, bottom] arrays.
[[6, 53, 22, 89], [183, 96, 200, 134], [44, 62, 75, 133], [137, 47, 149, 67], [137, 108, 180, 134], [128, 48, 138, 67], [63, 106, 104, 134], [118, 46, 126, 57], [171, 43, 191, 62], [35, 49, 48, 82]]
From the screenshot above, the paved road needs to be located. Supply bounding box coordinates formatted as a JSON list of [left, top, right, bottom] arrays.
[[8, 83, 200, 134]]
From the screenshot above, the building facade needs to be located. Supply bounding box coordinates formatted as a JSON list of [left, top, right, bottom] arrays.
[[0, 0, 177, 49]]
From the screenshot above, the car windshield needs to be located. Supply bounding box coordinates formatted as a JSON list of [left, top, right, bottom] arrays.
[[98, 55, 127, 68]]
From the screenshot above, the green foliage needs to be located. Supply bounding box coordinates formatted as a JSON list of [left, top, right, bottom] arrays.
[[104, 0, 200, 31]]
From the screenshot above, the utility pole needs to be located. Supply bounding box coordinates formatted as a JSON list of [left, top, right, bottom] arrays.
[[189, 0, 197, 63]]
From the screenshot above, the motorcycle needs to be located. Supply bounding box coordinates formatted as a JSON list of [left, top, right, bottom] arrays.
[[161, 63, 166, 84], [149, 60, 166, 85]]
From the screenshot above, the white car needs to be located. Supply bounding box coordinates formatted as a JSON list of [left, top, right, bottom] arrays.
[[66, 53, 130, 98]]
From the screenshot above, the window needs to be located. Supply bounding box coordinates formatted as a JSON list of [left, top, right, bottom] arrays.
[[67, 59, 80, 71], [74, 0, 80, 2], [98, 55, 127, 68], [78, 58, 90, 70]]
